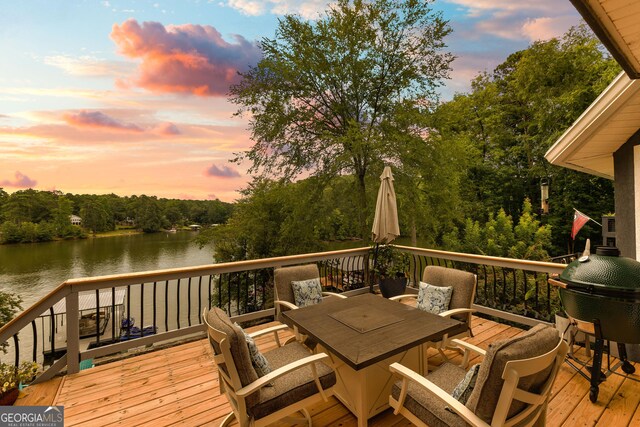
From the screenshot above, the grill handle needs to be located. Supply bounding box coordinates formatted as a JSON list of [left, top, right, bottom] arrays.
[[548, 278, 567, 289]]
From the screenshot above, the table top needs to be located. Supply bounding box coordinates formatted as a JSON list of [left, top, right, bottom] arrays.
[[282, 293, 466, 370]]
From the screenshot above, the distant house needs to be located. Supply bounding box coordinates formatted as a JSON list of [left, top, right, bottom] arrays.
[[189, 224, 201, 231], [70, 215, 82, 226]]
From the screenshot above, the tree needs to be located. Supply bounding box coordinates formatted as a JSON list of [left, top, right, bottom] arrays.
[[80, 198, 112, 234], [52, 196, 74, 237], [230, 0, 453, 238], [444, 199, 552, 261], [134, 196, 165, 233], [432, 23, 619, 254], [0, 290, 22, 353]]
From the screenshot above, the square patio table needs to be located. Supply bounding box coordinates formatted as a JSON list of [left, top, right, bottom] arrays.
[[282, 293, 465, 426]]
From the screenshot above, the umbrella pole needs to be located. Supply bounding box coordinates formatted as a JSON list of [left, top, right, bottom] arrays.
[[370, 243, 380, 294]]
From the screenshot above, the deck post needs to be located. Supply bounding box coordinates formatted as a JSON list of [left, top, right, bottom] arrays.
[[66, 291, 80, 374]]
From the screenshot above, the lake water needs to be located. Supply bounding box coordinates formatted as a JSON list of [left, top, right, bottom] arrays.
[[0, 231, 214, 312]]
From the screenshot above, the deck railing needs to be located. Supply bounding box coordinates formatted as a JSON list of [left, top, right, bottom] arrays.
[[396, 246, 566, 325], [0, 245, 566, 384]]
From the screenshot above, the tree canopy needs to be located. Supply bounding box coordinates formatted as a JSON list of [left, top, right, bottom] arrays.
[[230, 0, 454, 238], [432, 23, 619, 254], [0, 189, 234, 244]]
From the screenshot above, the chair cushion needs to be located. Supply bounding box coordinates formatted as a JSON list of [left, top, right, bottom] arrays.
[[205, 308, 259, 389], [248, 341, 336, 420], [465, 324, 560, 424], [292, 278, 323, 308], [236, 323, 272, 379], [391, 362, 468, 427], [417, 282, 453, 314], [451, 363, 481, 404], [423, 266, 475, 324]]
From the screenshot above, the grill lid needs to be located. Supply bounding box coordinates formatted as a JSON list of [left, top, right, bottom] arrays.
[[559, 246, 640, 294]]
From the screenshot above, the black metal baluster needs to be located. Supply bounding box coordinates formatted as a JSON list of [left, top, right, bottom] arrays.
[[227, 274, 231, 314], [523, 270, 528, 313], [217, 274, 222, 309], [533, 271, 539, 313], [512, 269, 517, 304], [236, 272, 241, 314], [111, 288, 116, 341], [13, 334, 19, 366], [31, 320, 37, 362], [501, 268, 507, 309], [546, 273, 552, 318], [491, 266, 497, 304]]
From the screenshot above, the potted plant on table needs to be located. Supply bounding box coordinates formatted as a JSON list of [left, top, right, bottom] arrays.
[[372, 245, 411, 298], [0, 361, 40, 405]]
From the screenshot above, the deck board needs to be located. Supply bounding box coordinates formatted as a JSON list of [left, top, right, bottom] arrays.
[[15, 316, 640, 426]]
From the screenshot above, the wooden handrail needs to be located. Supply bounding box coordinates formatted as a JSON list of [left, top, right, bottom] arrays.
[[394, 245, 567, 274]]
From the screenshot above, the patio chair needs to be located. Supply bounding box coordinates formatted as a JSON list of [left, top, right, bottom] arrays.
[[203, 307, 336, 427], [391, 266, 477, 369], [274, 264, 347, 323], [389, 324, 568, 427]]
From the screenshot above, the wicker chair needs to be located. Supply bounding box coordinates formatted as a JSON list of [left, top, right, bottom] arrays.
[[389, 324, 568, 427], [203, 307, 336, 427]]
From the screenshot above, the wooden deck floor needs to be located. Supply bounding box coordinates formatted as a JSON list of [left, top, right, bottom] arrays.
[[16, 316, 640, 426]]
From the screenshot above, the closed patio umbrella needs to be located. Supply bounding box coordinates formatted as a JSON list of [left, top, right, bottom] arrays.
[[372, 166, 400, 244], [371, 166, 400, 292]]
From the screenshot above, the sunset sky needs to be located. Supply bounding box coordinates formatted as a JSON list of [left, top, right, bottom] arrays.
[[0, 0, 581, 202]]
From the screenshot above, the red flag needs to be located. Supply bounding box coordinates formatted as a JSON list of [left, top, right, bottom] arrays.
[[571, 209, 591, 239]]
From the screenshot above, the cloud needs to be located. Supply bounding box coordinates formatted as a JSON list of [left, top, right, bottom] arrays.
[[63, 110, 143, 132], [208, 193, 218, 200], [522, 16, 579, 41], [154, 121, 181, 135], [205, 164, 241, 178], [44, 55, 134, 77], [226, 0, 331, 19], [110, 19, 262, 96], [1, 171, 37, 188], [443, 0, 579, 42]]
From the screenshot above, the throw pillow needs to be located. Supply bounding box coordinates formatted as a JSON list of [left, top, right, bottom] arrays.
[[417, 282, 453, 314], [451, 363, 481, 404], [235, 323, 272, 380], [291, 277, 323, 308]]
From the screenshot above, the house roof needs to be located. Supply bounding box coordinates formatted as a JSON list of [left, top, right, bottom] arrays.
[[545, 71, 640, 179], [570, 0, 640, 79]]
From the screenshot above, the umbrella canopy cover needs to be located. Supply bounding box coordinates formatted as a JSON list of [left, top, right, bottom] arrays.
[[371, 166, 400, 243]]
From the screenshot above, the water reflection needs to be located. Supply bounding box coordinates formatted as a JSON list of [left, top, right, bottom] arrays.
[[0, 232, 214, 311]]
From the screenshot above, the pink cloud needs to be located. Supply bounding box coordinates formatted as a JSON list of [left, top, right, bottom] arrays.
[[208, 193, 219, 200], [110, 19, 262, 96], [154, 122, 181, 135], [1, 171, 37, 188], [206, 164, 241, 178], [522, 16, 579, 41], [64, 110, 143, 132]]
